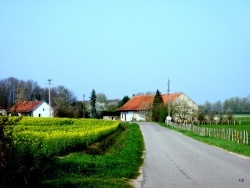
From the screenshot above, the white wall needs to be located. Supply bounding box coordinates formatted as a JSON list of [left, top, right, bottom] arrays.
[[120, 111, 146, 121], [103, 116, 118, 120], [175, 94, 199, 111], [33, 102, 53, 117]]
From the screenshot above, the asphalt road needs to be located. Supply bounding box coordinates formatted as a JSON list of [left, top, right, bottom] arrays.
[[132, 122, 250, 188]]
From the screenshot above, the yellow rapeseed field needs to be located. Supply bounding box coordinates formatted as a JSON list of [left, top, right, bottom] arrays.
[[7, 118, 120, 164]]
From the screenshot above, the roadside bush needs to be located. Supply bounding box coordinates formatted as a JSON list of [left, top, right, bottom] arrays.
[[0, 116, 22, 125]]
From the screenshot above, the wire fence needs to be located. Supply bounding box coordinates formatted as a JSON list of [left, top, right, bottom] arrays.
[[168, 122, 249, 145]]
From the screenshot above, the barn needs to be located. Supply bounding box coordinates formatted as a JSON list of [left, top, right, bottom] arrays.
[[117, 92, 198, 122]]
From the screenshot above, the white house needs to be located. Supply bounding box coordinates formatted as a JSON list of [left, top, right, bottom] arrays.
[[8, 101, 54, 117], [117, 92, 198, 122]]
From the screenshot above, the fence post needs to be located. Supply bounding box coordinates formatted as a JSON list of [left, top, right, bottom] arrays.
[[243, 130, 246, 144], [246, 131, 248, 145], [231, 129, 234, 141]]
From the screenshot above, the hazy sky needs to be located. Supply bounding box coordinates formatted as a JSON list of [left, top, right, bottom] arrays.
[[1, 0, 249, 104]]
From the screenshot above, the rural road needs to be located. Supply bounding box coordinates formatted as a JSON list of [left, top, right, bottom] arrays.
[[132, 122, 250, 188]]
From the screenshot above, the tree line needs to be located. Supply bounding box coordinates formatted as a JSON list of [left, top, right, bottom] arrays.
[[200, 96, 250, 115], [0, 77, 129, 118]]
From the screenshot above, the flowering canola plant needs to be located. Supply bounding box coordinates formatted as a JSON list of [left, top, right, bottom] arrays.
[[6, 118, 120, 164]]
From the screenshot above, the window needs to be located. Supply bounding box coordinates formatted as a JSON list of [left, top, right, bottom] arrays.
[[43, 108, 45, 111]]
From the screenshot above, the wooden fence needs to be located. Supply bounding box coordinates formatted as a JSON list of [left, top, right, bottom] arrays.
[[169, 123, 249, 145]]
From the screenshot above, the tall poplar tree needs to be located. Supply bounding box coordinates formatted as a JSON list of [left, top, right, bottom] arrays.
[[90, 89, 97, 118], [152, 89, 164, 122]]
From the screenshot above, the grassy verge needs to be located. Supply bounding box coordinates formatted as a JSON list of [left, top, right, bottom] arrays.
[[38, 123, 144, 188], [160, 123, 250, 157]]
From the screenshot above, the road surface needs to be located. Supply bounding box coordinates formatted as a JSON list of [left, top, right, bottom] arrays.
[[132, 122, 250, 188]]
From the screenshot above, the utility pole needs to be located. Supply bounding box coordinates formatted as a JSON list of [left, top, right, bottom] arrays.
[[167, 78, 170, 117], [83, 94, 85, 118], [14, 87, 21, 115], [166, 78, 172, 125], [48, 79, 52, 117]]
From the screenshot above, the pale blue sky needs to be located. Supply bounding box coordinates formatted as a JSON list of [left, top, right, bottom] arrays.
[[1, 0, 249, 104]]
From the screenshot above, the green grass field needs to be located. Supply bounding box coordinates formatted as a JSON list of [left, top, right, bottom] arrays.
[[196, 124, 250, 131], [196, 116, 250, 131]]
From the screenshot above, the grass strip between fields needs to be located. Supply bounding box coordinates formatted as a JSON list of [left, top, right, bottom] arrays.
[[40, 123, 144, 188], [160, 123, 250, 157]]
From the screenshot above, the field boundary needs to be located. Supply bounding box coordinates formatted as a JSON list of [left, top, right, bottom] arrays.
[[168, 122, 249, 145]]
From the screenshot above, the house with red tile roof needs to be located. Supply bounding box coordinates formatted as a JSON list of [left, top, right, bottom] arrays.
[[0, 105, 7, 116], [117, 92, 198, 122], [8, 101, 54, 117]]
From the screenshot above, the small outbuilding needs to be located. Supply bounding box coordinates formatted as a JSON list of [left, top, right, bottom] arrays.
[[8, 101, 54, 117]]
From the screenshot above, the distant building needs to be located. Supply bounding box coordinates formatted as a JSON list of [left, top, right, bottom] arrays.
[[8, 101, 54, 117], [117, 92, 198, 122], [101, 111, 120, 120], [0, 106, 7, 116]]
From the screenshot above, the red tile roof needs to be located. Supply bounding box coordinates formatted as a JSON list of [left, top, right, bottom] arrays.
[[118, 93, 182, 111], [8, 101, 43, 113]]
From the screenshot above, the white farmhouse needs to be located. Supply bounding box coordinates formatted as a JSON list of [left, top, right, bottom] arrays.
[[117, 92, 198, 122], [8, 101, 54, 117]]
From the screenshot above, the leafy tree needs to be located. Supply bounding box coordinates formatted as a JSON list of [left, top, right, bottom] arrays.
[[106, 103, 118, 111], [145, 91, 155, 95], [152, 89, 164, 122], [96, 93, 107, 103], [218, 112, 224, 124], [213, 100, 223, 114], [89, 89, 97, 118], [208, 111, 215, 122], [118, 96, 130, 108], [226, 108, 233, 121], [133, 92, 144, 96], [197, 108, 206, 122], [203, 100, 212, 114]]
